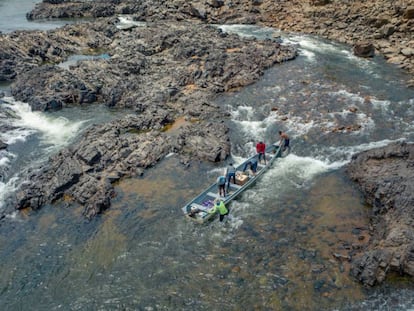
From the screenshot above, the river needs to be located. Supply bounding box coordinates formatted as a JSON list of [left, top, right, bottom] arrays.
[[1, 3, 414, 311]]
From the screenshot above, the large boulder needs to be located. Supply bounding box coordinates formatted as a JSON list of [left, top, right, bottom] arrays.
[[347, 141, 414, 286], [208, 0, 224, 8], [403, 6, 414, 19], [353, 41, 375, 58]]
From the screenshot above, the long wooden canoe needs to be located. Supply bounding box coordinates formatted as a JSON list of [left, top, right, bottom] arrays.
[[181, 143, 283, 223]]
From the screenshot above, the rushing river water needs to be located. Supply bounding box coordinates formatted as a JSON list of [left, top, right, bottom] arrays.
[[1, 4, 414, 310]]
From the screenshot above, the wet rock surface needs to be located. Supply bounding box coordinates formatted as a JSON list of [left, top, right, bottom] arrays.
[[0, 140, 7, 150], [347, 141, 414, 286], [1, 15, 296, 218], [26, 0, 414, 80], [1, 0, 414, 288]]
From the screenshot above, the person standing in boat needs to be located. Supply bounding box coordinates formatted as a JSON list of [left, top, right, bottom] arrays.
[[256, 141, 266, 164], [217, 173, 226, 197], [278, 130, 290, 152], [209, 199, 229, 222], [225, 163, 236, 188]]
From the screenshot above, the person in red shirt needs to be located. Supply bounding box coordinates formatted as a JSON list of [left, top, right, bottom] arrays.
[[256, 141, 266, 164]]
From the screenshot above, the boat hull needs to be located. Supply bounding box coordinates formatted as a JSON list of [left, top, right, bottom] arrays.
[[182, 143, 283, 223]]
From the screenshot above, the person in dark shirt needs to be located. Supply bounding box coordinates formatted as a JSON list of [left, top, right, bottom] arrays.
[[217, 174, 226, 197], [226, 163, 236, 185], [243, 157, 258, 175]]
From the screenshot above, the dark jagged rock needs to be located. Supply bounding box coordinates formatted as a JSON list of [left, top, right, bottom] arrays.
[[403, 6, 414, 19], [5, 17, 296, 217], [8, 21, 296, 111], [347, 141, 414, 286], [353, 42, 375, 58], [0, 0, 413, 291], [23, 0, 414, 77], [0, 140, 7, 150]]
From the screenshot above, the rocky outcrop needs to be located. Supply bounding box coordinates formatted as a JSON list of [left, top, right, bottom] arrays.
[[1, 0, 412, 290], [258, 0, 414, 83], [2, 18, 296, 218], [353, 42, 375, 58], [0, 140, 7, 150], [0, 20, 113, 83], [346, 142, 414, 286], [25, 0, 414, 85], [15, 112, 232, 218], [6, 20, 296, 111]]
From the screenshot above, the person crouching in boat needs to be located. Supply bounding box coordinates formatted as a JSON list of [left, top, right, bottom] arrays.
[[209, 199, 229, 222], [242, 156, 258, 176]]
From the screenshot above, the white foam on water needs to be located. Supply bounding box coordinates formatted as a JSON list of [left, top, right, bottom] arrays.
[[401, 98, 414, 117], [229, 105, 276, 143], [299, 49, 316, 61], [273, 153, 343, 181], [233, 119, 267, 139], [1, 97, 87, 148], [215, 139, 403, 226], [229, 153, 246, 165], [4, 210, 21, 221], [0, 152, 11, 167], [278, 155, 343, 186], [208, 166, 227, 178], [370, 98, 391, 112], [230, 105, 255, 120], [271, 112, 315, 138], [285, 34, 341, 53], [263, 85, 282, 94], [216, 24, 276, 40], [221, 153, 347, 223], [329, 89, 365, 104], [0, 182, 5, 210], [356, 112, 376, 133], [229, 104, 312, 145], [321, 138, 404, 164], [0, 176, 19, 211], [116, 15, 146, 30], [282, 34, 347, 58], [342, 48, 381, 76], [1, 127, 35, 145], [0, 97, 92, 213], [325, 109, 375, 134]]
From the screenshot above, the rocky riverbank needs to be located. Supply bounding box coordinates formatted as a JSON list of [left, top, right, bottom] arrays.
[[1, 0, 413, 288], [0, 13, 296, 218], [346, 142, 414, 286], [260, 0, 414, 85], [27, 0, 414, 85]]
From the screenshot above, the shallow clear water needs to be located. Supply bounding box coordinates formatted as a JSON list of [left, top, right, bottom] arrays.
[[1, 22, 414, 311]]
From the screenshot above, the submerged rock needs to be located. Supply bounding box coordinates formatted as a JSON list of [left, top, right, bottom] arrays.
[[346, 141, 414, 286], [0, 140, 7, 150], [353, 42, 375, 58]]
